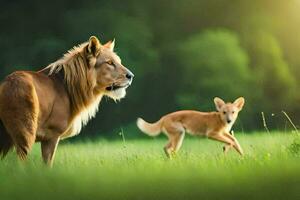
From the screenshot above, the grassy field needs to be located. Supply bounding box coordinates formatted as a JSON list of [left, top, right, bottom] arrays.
[[0, 132, 300, 200]]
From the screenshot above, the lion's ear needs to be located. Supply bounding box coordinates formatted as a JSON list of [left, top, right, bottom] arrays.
[[104, 39, 115, 51], [87, 36, 101, 56]]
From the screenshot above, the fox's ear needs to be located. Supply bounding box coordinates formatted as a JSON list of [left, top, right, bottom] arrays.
[[104, 39, 115, 51], [234, 97, 245, 111], [87, 36, 102, 56], [214, 97, 225, 111]]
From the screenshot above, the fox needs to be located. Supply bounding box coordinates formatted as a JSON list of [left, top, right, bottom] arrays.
[[137, 97, 245, 157]]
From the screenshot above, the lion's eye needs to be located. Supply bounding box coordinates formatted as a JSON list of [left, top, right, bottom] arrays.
[[223, 111, 226, 114], [107, 60, 113, 65], [106, 60, 116, 68], [232, 111, 235, 114]]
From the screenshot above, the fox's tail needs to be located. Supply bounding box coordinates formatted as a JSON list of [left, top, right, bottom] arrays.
[[137, 117, 163, 136], [0, 120, 13, 159]]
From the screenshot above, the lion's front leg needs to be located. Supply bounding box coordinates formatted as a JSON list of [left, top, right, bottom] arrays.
[[41, 137, 60, 167]]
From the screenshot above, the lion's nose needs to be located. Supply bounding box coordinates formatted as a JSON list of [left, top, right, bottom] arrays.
[[126, 70, 134, 80]]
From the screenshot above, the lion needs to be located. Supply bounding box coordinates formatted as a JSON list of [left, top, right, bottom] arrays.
[[0, 36, 134, 166]]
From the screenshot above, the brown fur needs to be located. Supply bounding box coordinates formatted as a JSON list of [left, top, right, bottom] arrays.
[[0, 36, 133, 165], [137, 97, 245, 157]]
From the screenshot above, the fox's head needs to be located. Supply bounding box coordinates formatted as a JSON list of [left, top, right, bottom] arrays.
[[214, 97, 245, 125]]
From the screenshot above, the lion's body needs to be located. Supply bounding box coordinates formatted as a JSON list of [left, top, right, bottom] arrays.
[[0, 70, 71, 158], [0, 36, 133, 165]]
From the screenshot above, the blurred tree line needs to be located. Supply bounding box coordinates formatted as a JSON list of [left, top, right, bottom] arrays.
[[0, 0, 299, 137]]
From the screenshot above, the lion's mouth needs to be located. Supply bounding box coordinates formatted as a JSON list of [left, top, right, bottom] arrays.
[[106, 83, 131, 91]]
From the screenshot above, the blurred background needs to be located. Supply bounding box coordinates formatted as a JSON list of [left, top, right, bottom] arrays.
[[0, 0, 299, 138]]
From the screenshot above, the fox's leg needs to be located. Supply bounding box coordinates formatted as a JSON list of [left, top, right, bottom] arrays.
[[164, 135, 180, 158], [164, 141, 172, 158], [223, 131, 234, 153], [164, 132, 185, 158], [163, 122, 185, 158], [172, 131, 185, 153], [223, 137, 233, 153], [223, 144, 232, 154], [223, 132, 244, 156], [41, 137, 60, 167], [209, 133, 240, 155]]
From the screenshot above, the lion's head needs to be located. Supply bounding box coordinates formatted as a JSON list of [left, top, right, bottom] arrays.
[[46, 36, 134, 114], [86, 36, 134, 100]]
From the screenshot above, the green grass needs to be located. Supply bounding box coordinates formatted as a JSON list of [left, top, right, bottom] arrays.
[[1, 132, 300, 200]]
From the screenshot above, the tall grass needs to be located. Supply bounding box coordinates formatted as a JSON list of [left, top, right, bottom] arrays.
[[0, 132, 299, 200]]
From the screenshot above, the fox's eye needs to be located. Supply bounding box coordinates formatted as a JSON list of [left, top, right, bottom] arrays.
[[223, 111, 226, 114], [232, 111, 235, 114]]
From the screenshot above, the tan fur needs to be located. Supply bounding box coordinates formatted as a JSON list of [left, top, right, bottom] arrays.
[[0, 36, 133, 166], [137, 97, 245, 157]]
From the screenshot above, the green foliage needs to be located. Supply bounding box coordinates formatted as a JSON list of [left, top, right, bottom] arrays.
[[289, 135, 300, 156], [247, 31, 297, 111], [0, 0, 299, 134], [177, 30, 251, 110]]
